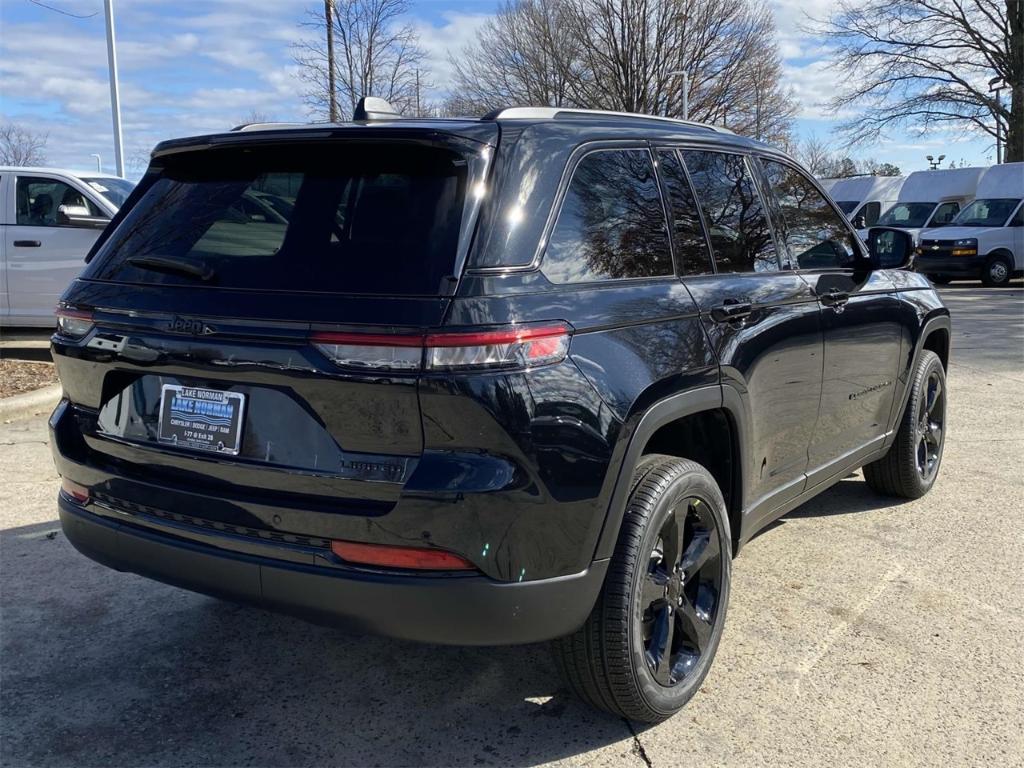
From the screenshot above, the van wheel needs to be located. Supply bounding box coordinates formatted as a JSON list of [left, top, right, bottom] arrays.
[[864, 350, 946, 499], [981, 254, 1012, 287], [552, 456, 731, 723]]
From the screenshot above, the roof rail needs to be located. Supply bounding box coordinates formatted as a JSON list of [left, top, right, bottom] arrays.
[[481, 106, 732, 134], [230, 122, 304, 132]]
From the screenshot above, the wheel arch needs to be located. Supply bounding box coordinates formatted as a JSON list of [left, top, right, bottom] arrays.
[[593, 385, 750, 561]]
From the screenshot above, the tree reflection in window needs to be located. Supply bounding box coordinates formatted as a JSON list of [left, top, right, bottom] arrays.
[[681, 151, 778, 274], [657, 150, 714, 276], [543, 149, 672, 283], [761, 160, 857, 270]]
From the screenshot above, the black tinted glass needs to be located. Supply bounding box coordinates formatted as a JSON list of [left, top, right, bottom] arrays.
[[681, 151, 778, 273], [761, 160, 857, 269], [86, 144, 467, 295], [657, 150, 713, 276], [543, 149, 672, 283]]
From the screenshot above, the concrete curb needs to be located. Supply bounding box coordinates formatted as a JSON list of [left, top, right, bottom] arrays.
[[0, 383, 62, 423]]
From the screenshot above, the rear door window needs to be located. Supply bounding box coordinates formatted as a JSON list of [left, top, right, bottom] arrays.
[[680, 151, 778, 273], [85, 144, 470, 296], [760, 160, 858, 269], [543, 148, 673, 283], [656, 150, 713, 276]]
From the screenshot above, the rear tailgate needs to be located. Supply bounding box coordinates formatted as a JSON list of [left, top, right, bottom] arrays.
[[52, 129, 493, 536]]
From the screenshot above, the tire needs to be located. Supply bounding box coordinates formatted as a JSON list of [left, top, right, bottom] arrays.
[[981, 254, 1012, 287], [927, 274, 951, 285], [864, 350, 946, 499], [552, 455, 731, 723]]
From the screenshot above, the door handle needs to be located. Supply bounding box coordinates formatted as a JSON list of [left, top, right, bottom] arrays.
[[13, 240, 41, 247], [820, 289, 850, 309], [711, 300, 753, 323]]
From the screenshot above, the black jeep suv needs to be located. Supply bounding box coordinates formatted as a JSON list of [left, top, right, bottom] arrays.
[[51, 102, 950, 723]]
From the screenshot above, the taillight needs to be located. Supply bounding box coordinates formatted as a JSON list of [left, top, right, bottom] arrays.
[[330, 540, 475, 570], [311, 322, 572, 372], [55, 307, 94, 339], [60, 478, 90, 504]]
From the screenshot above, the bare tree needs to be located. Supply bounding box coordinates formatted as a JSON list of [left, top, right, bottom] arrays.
[[808, 0, 1023, 163], [0, 123, 48, 166], [294, 0, 430, 119], [449, 0, 796, 144]]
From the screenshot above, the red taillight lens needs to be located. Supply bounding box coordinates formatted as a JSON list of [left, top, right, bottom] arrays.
[[311, 322, 572, 372], [55, 307, 94, 339], [330, 540, 475, 571], [60, 478, 90, 503]]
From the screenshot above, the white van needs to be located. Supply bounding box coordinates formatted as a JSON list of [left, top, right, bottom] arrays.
[[0, 167, 134, 327], [916, 162, 1024, 286], [864, 166, 986, 243], [828, 175, 905, 228]]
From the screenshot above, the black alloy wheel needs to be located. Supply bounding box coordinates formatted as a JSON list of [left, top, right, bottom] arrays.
[[553, 456, 731, 723], [640, 496, 722, 686], [915, 369, 945, 482]]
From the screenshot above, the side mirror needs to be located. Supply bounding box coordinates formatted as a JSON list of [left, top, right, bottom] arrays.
[[866, 227, 915, 270], [852, 214, 866, 229], [57, 204, 110, 229]]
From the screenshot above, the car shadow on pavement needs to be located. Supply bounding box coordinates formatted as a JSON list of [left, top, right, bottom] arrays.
[[0, 520, 636, 768], [783, 476, 904, 519]]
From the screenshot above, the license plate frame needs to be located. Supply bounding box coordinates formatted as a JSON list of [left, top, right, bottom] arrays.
[[157, 384, 246, 456]]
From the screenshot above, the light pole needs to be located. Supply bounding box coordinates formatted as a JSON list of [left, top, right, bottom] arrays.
[[668, 70, 689, 120], [926, 154, 946, 170], [989, 76, 1006, 164], [90, 154, 102, 172], [103, 0, 125, 178]]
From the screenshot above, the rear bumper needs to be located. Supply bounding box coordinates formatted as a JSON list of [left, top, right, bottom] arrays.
[[59, 495, 607, 646], [915, 254, 985, 276]]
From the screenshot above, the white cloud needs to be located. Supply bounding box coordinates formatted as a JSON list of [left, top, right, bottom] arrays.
[[413, 11, 492, 96]]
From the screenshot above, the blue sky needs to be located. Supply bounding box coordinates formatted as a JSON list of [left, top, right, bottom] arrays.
[[0, 0, 996, 178]]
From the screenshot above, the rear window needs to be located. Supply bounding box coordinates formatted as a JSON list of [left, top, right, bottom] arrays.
[[86, 143, 469, 295]]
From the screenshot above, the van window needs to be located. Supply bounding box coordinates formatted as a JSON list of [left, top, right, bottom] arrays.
[[953, 198, 1021, 227], [858, 201, 881, 227], [681, 151, 778, 273], [656, 150, 713, 276], [86, 144, 469, 296], [876, 203, 934, 228], [543, 148, 672, 283], [760, 160, 857, 269], [1011, 203, 1024, 227], [835, 201, 858, 215], [928, 201, 960, 226]]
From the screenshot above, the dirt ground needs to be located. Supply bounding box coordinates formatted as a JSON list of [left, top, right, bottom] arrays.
[[0, 359, 58, 398]]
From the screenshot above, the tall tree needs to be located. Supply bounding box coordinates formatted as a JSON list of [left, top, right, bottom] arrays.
[[0, 123, 48, 166], [810, 0, 1023, 163], [449, 0, 796, 144], [294, 0, 430, 119]]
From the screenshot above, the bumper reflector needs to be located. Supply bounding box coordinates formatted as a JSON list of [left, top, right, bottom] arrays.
[[60, 478, 90, 504], [330, 540, 475, 571]]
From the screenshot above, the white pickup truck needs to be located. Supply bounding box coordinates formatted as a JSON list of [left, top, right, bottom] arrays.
[[916, 163, 1024, 287], [0, 167, 134, 328]]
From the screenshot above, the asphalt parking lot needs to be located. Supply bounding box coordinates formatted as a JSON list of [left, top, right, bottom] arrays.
[[1, 284, 1022, 768]]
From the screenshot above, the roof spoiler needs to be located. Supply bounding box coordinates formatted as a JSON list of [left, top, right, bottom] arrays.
[[353, 96, 403, 122]]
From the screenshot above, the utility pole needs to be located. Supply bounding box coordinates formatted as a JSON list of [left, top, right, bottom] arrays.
[[989, 76, 1005, 164], [103, 0, 125, 178], [325, 0, 338, 121], [415, 69, 421, 117], [667, 70, 688, 120]]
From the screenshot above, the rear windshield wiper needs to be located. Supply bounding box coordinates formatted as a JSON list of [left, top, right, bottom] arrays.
[[127, 255, 214, 281]]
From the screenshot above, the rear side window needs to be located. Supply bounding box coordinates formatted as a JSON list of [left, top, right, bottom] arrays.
[[543, 148, 672, 283], [681, 151, 778, 273], [760, 160, 857, 270], [656, 150, 713, 276], [86, 144, 468, 296]]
